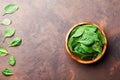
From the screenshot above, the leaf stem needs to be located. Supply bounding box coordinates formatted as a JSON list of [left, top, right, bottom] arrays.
[[3, 37, 6, 43], [2, 12, 6, 16]]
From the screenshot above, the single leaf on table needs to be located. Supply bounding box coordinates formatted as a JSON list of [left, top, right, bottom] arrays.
[[3, 27, 15, 42], [0, 47, 8, 56], [9, 37, 22, 47], [8, 56, 16, 66], [3, 4, 19, 16], [0, 18, 12, 26], [2, 68, 13, 76]]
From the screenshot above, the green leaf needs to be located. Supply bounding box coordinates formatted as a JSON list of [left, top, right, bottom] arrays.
[[83, 24, 97, 32], [4, 27, 15, 38], [92, 42, 102, 53], [3, 27, 15, 42], [68, 37, 74, 51], [8, 56, 16, 66], [71, 26, 85, 37], [69, 27, 79, 37], [9, 37, 22, 47], [80, 44, 94, 53], [2, 68, 13, 76], [78, 31, 99, 45], [74, 44, 86, 54], [96, 29, 105, 45], [0, 47, 8, 56], [0, 18, 12, 26], [3, 4, 19, 16]]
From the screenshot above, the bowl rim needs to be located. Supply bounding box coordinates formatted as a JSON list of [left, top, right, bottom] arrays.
[[65, 22, 107, 64]]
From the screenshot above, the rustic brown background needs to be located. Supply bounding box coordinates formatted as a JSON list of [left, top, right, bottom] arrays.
[[0, 0, 120, 80]]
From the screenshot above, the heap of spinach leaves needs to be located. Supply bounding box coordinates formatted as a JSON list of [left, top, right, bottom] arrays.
[[68, 24, 105, 60]]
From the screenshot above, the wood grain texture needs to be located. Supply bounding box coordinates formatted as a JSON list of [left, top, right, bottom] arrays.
[[0, 0, 120, 80]]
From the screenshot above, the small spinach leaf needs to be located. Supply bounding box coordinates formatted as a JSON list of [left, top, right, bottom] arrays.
[[80, 44, 94, 53], [2, 68, 13, 76], [71, 26, 85, 37], [9, 37, 22, 47], [8, 56, 16, 66], [92, 42, 102, 53], [96, 29, 105, 45], [3, 27, 15, 42], [0, 47, 8, 56], [83, 24, 97, 32], [3, 4, 19, 16], [0, 18, 12, 26]]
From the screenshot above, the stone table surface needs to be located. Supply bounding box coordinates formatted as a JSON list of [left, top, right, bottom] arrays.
[[0, 0, 120, 80]]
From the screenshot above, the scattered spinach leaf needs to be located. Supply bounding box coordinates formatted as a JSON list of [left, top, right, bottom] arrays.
[[0, 47, 8, 56], [8, 56, 16, 66], [9, 37, 22, 47], [0, 18, 12, 26], [3, 27, 15, 42], [2, 68, 13, 76], [3, 4, 19, 16]]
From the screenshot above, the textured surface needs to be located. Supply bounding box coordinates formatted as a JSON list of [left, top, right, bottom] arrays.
[[0, 0, 120, 80]]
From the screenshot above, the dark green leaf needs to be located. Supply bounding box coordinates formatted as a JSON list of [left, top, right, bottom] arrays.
[[9, 37, 22, 47], [92, 42, 102, 53], [68, 37, 74, 51], [83, 24, 97, 32], [78, 31, 99, 45], [80, 44, 94, 53], [0, 18, 12, 26], [96, 29, 105, 45], [71, 26, 85, 37], [74, 44, 86, 54], [8, 56, 16, 66], [3, 4, 19, 16], [0, 47, 8, 56], [2, 68, 13, 76]]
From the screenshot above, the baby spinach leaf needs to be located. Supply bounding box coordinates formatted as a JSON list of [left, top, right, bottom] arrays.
[[96, 29, 105, 45], [83, 24, 97, 32], [9, 37, 22, 47], [0, 47, 8, 56], [92, 42, 102, 53], [0, 18, 12, 26], [78, 31, 99, 45], [3, 4, 19, 16], [4, 27, 15, 37], [68, 37, 74, 51], [80, 44, 94, 53], [2, 68, 13, 76], [74, 44, 86, 54], [3, 27, 15, 42], [71, 26, 85, 38], [81, 55, 94, 60], [8, 56, 16, 66]]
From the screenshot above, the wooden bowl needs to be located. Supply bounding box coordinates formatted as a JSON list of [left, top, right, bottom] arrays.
[[65, 22, 107, 64]]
